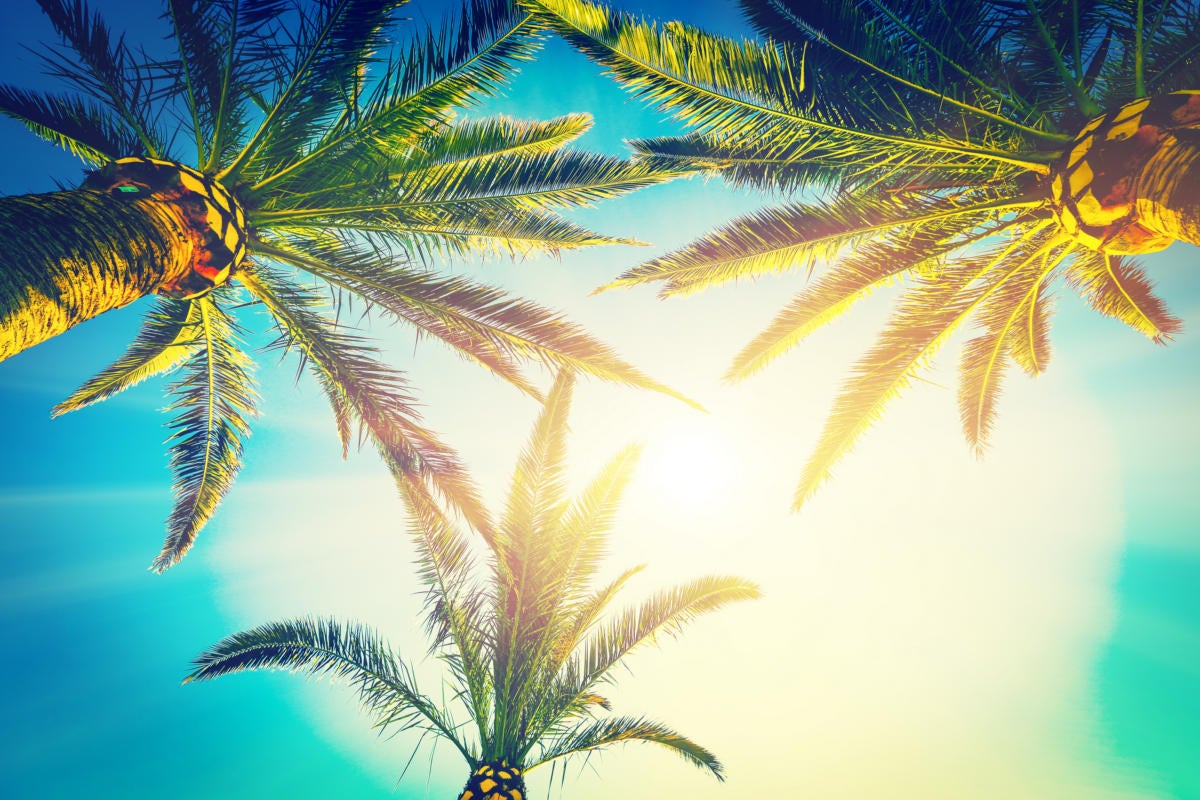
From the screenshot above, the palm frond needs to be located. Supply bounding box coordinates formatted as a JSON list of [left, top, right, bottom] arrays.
[[185, 617, 472, 759], [165, 0, 288, 168], [1065, 249, 1182, 341], [604, 191, 1028, 297], [53, 298, 200, 416], [525, 0, 1051, 174], [155, 291, 257, 572], [34, 0, 163, 155], [402, 486, 494, 743], [724, 219, 1015, 382], [1008, 272, 1055, 376], [794, 227, 1056, 508], [530, 715, 723, 778], [390, 149, 694, 212], [0, 85, 135, 164], [402, 113, 594, 167], [497, 369, 574, 564], [253, 235, 697, 407], [221, 0, 404, 182], [246, 0, 543, 194], [568, 575, 760, 695], [260, 208, 633, 259], [957, 243, 1068, 452], [237, 263, 491, 535]]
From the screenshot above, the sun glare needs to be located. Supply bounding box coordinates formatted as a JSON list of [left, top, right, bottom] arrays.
[[639, 416, 737, 512]]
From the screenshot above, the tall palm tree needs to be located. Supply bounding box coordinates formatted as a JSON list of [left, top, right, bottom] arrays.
[[527, 0, 1200, 507], [0, 0, 694, 569], [187, 371, 758, 798]]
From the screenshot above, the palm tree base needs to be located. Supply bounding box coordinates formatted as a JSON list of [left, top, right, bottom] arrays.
[[458, 761, 526, 800]]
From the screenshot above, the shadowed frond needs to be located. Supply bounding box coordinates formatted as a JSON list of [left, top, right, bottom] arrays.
[[155, 291, 257, 571], [221, 0, 405, 182], [35, 0, 163, 154], [525, 0, 1051, 175], [185, 617, 472, 759], [530, 716, 724, 778], [53, 298, 200, 416], [0, 85, 135, 164]]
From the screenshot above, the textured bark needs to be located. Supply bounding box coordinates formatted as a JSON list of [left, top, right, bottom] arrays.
[[457, 761, 526, 800], [1052, 91, 1200, 253], [1131, 128, 1200, 247], [0, 189, 194, 362]]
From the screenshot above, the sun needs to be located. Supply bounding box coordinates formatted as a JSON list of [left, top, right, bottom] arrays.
[[639, 414, 737, 511]]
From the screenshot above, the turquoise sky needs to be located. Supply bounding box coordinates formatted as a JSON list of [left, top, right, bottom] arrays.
[[0, 1, 1197, 798]]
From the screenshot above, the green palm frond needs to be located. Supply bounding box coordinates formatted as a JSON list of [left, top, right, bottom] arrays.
[[401, 113, 594, 168], [263, 208, 634, 260], [156, 291, 257, 572], [185, 617, 473, 760], [524, 0, 1052, 174], [53, 298, 200, 416], [530, 715, 724, 777], [221, 0, 405, 182], [243, 0, 543, 195], [34, 0, 163, 155], [391, 149, 694, 212], [0, 85, 134, 164]]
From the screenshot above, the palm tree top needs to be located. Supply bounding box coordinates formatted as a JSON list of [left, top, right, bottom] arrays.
[[187, 371, 759, 790], [0, 0, 698, 568], [526, 0, 1200, 507]]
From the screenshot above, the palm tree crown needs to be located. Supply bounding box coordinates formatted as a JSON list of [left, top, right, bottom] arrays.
[[0, 0, 694, 569], [187, 371, 759, 796], [527, 0, 1200, 507]]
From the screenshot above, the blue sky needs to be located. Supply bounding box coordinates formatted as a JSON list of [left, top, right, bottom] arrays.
[[0, 1, 1198, 798]]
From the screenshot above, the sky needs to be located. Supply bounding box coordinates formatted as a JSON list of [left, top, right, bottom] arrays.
[[0, 1, 1198, 798]]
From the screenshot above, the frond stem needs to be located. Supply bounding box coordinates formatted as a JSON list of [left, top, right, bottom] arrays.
[[1023, 0, 1102, 116]]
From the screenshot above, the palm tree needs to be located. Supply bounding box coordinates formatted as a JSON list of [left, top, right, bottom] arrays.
[[0, 0, 694, 569], [186, 371, 758, 798], [527, 0, 1200, 507]]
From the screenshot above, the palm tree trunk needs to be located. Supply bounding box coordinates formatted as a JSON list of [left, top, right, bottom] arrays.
[[1131, 126, 1200, 247], [457, 761, 526, 800], [0, 189, 194, 363]]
